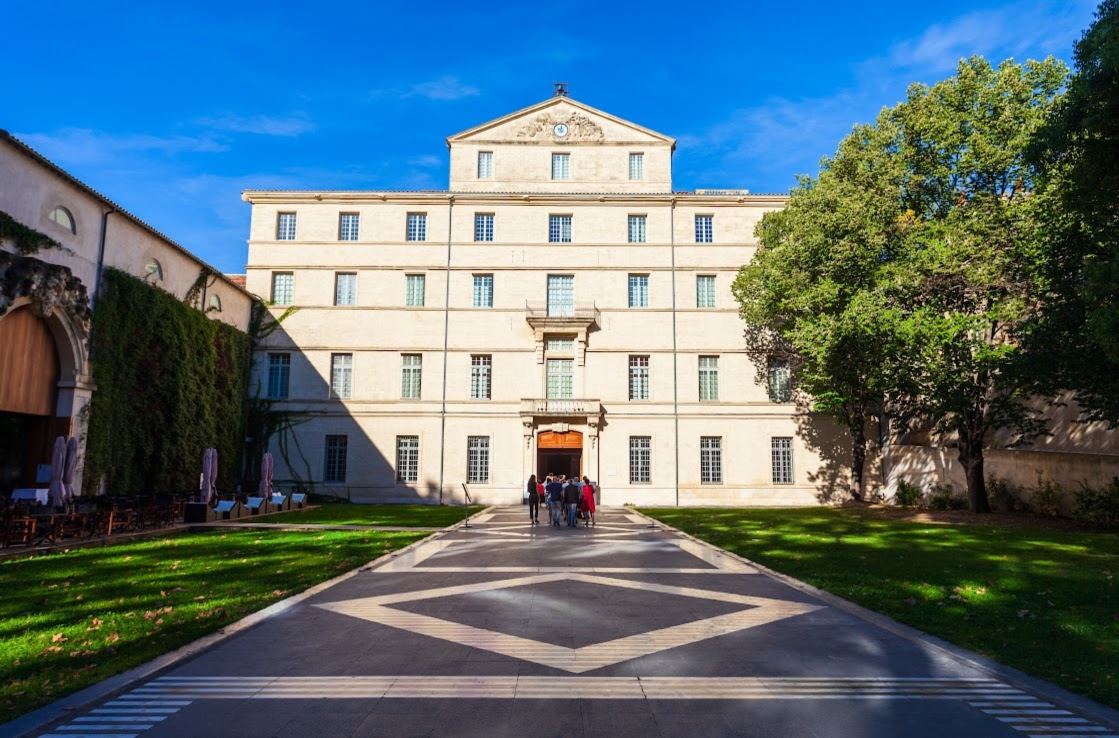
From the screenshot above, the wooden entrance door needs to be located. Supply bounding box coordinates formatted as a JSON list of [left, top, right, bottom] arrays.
[[536, 431, 582, 480]]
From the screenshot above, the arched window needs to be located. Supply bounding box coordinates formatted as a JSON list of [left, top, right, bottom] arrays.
[[208, 294, 222, 312], [48, 207, 76, 234], [144, 259, 163, 281]]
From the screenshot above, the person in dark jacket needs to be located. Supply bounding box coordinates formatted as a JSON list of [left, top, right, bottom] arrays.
[[546, 475, 564, 527], [562, 476, 580, 527], [526, 474, 539, 525]]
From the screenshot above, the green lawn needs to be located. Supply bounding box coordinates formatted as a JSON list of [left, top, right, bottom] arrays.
[[261, 504, 485, 527], [641, 507, 1119, 709], [0, 528, 428, 724]]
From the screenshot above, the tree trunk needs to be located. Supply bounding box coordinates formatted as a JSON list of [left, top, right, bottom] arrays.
[[850, 422, 866, 501], [957, 429, 991, 513]]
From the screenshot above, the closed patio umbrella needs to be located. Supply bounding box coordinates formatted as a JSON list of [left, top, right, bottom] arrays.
[[48, 436, 66, 508], [62, 436, 79, 506], [200, 448, 213, 504], [258, 452, 274, 498], [207, 448, 219, 503]]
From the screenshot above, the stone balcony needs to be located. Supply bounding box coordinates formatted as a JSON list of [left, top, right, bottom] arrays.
[[520, 398, 602, 417]]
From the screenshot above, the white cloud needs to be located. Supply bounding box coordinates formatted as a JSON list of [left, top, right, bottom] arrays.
[[197, 112, 315, 137], [15, 127, 227, 165], [409, 155, 442, 168], [407, 76, 480, 101]]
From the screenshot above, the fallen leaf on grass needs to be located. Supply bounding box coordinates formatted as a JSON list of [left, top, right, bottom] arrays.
[[51, 634, 67, 643], [106, 633, 119, 643]]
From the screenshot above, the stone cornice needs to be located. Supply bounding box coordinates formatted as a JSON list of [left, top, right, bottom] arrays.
[[242, 191, 788, 207]]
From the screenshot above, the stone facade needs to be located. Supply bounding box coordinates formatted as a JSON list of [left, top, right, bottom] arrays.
[[243, 97, 852, 506]]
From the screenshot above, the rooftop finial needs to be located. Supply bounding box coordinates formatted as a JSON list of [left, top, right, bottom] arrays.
[[553, 82, 569, 97]]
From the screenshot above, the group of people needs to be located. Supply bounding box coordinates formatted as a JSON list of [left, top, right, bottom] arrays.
[[525, 474, 596, 527]]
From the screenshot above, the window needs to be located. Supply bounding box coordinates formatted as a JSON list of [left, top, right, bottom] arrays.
[[331, 353, 353, 399], [628, 274, 648, 308], [339, 213, 360, 241], [406, 213, 427, 242], [768, 358, 791, 402], [467, 436, 490, 484], [629, 355, 650, 401], [546, 359, 573, 399], [335, 273, 357, 306], [695, 215, 713, 243], [472, 274, 493, 308], [630, 436, 651, 483], [628, 215, 647, 244], [549, 215, 572, 243], [277, 212, 297, 241], [405, 274, 425, 307], [629, 153, 644, 180], [701, 437, 723, 484], [699, 356, 719, 401], [324, 435, 348, 483], [547, 275, 574, 316], [401, 354, 422, 399], [271, 272, 294, 305], [48, 207, 75, 234], [266, 353, 290, 399], [697, 275, 716, 308], [144, 259, 163, 281], [470, 355, 492, 399], [551, 153, 570, 180], [208, 294, 222, 312], [475, 213, 494, 242], [396, 436, 419, 482], [772, 437, 793, 484], [546, 337, 574, 351], [477, 151, 493, 179]]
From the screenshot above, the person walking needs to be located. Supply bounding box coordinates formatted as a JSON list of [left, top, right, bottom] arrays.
[[563, 475, 580, 527], [546, 475, 564, 527], [526, 474, 539, 525], [580, 476, 596, 527]]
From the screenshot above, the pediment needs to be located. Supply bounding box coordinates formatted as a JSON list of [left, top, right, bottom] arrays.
[[447, 98, 675, 148]]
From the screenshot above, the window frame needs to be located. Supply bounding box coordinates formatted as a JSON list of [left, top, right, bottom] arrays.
[[477, 151, 494, 179], [406, 212, 427, 242], [474, 213, 494, 242], [629, 355, 650, 401], [628, 274, 649, 308], [767, 358, 792, 403], [466, 436, 490, 484], [551, 152, 571, 180], [401, 354, 422, 399], [772, 437, 794, 485], [324, 435, 348, 483], [549, 214, 573, 244], [700, 436, 723, 484], [334, 272, 357, 307], [472, 274, 493, 308], [697, 274, 716, 308], [630, 436, 652, 483], [405, 274, 426, 307], [470, 354, 492, 400], [266, 353, 290, 399], [330, 353, 353, 399], [628, 214, 647, 244], [339, 213, 360, 241], [276, 212, 297, 241], [271, 272, 294, 306], [628, 153, 644, 181], [699, 355, 720, 401], [396, 436, 419, 483], [546, 358, 574, 400], [695, 214, 714, 244]]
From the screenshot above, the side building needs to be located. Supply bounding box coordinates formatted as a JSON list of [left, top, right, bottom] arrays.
[[243, 95, 851, 506], [0, 130, 255, 497]]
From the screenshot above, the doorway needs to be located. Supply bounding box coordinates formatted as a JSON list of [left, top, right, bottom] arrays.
[[0, 306, 61, 493], [536, 430, 582, 480]]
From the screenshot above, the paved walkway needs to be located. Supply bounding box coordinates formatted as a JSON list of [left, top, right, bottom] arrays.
[[27, 506, 1119, 737]]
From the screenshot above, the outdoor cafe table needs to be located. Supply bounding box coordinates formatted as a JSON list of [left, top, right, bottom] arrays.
[[11, 489, 49, 505]]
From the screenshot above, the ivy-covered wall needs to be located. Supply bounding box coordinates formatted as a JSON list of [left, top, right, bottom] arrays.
[[82, 268, 251, 496]]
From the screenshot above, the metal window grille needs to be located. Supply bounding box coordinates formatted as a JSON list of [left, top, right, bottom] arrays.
[[629, 153, 644, 180], [549, 215, 572, 243], [546, 337, 574, 351], [271, 272, 294, 305], [467, 436, 490, 484], [396, 436, 419, 482], [406, 213, 427, 242], [767, 359, 791, 402], [405, 274, 425, 307], [630, 436, 651, 483], [701, 436, 723, 484], [628, 215, 647, 243], [772, 437, 793, 484], [628, 275, 648, 308], [472, 275, 493, 307], [699, 356, 719, 401], [266, 353, 290, 399], [629, 355, 650, 400], [277, 213, 297, 240], [477, 152, 493, 179], [339, 213, 360, 241], [697, 275, 716, 308], [474, 214, 494, 242], [324, 435, 347, 482], [335, 273, 356, 306], [547, 275, 574, 315], [551, 153, 570, 180], [401, 354, 422, 399], [546, 359, 573, 399], [470, 355, 492, 399], [331, 353, 353, 399], [695, 215, 713, 243]]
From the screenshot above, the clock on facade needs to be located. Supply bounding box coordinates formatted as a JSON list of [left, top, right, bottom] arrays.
[[553, 123, 569, 137]]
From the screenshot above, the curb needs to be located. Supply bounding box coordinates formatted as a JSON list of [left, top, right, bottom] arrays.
[[630, 507, 1119, 732], [2, 521, 461, 738]]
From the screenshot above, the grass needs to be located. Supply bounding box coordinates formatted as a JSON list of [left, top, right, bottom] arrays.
[[0, 528, 429, 725], [261, 504, 485, 527], [640, 506, 1119, 710]]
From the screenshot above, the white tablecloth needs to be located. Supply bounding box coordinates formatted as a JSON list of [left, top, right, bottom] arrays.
[[12, 488, 49, 505]]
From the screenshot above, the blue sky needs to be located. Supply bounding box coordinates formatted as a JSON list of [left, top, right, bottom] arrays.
[[6, 0, 1099, 274]]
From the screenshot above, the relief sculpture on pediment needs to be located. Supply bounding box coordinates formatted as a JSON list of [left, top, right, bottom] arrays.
[[517, 113, 605, 142]]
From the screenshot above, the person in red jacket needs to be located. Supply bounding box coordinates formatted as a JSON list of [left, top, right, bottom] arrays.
[[580, 476, 596, 527]]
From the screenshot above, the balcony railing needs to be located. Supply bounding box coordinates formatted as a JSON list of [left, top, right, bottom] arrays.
[[525, 302, 599, 322], [520, 398, 602, 417]]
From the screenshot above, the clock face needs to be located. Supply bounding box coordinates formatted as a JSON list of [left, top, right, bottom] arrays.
[[553, 123, 569, 137]]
